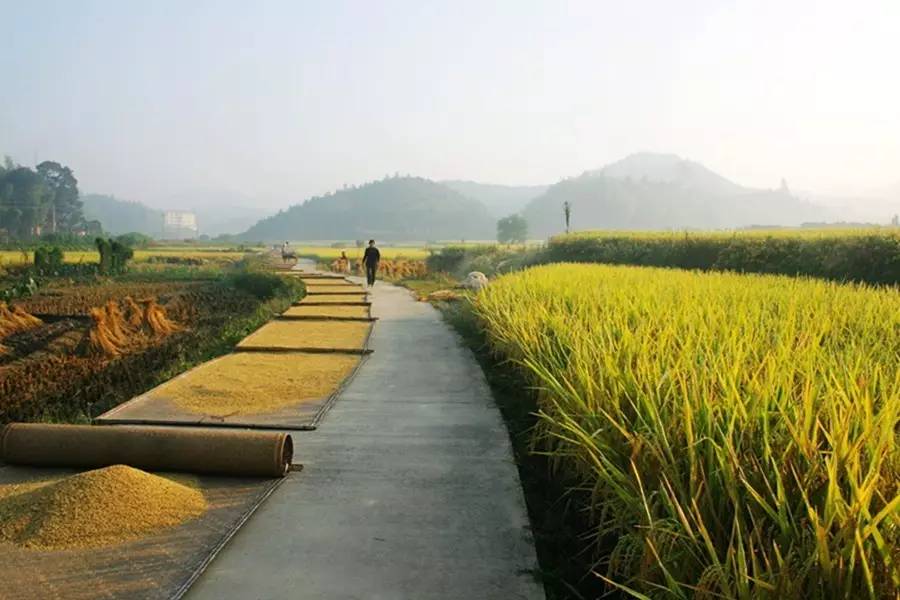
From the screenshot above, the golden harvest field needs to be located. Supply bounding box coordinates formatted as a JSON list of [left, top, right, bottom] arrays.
[[473, 263, 900, 599], [286, 245, 431, 261], [0, 248, 256, 266]]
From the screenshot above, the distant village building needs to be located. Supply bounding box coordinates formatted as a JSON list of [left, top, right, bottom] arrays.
[[162, 210, 199, 239]]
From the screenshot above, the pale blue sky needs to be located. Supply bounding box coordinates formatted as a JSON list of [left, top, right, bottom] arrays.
[[2, 0, 898, 209]]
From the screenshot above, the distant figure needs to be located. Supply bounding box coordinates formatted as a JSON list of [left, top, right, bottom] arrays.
[[281, 241, 296, 263], [363, 239, 380, 288], [339, 250, 351, 274]]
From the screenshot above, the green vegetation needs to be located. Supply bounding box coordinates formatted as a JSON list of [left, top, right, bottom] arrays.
[[426, 244, 538, 278], [473, 263, 899, 599], [81, 193, 163, 236], [497, 214, 528, 244], [0, 158, 100, 241], [241, 176, 495, 241], [544, 229, 900, 285]]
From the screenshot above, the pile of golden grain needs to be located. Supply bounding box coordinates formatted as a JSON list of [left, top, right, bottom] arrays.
[[0, 465, 206, 550]]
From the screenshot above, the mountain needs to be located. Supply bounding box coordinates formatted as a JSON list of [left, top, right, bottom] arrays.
[[441, 181, 548, 217], [240, 176, 495, 242], [82, 194, 163, 236], [589, 152, 746, 197], [524, 153, 829, 236]]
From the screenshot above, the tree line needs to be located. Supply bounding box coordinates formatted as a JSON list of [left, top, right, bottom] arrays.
[[0, 156, 101, 242]]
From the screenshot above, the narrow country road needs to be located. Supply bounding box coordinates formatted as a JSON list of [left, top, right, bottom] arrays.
[[187, 277, 544, 599]]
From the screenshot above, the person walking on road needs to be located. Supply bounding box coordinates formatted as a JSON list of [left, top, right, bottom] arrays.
[[363, 239, 380, 288]]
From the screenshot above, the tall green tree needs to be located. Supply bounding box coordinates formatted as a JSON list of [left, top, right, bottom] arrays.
[[0, 167, 53, 238], [36, 161, 83, 232], [497, 214, 528, 244]]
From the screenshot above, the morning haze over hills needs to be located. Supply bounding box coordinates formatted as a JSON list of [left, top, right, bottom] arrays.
[[77, 152, 884, 241], [238, 152, 836, 241]]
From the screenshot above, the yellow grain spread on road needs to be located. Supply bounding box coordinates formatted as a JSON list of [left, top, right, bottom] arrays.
[[300, 294, 368, 304], [304, 285, 365, 293], [238, 320, 370, 349], [0, 465, 205, 550], [161, 352, 359, 414], [283, 305, 370, 318]]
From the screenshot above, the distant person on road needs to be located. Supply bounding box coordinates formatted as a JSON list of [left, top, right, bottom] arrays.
[[363, 239, 380, 288]]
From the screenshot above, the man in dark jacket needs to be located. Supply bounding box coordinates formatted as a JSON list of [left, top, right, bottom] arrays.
[[363, 239, 380, 288]]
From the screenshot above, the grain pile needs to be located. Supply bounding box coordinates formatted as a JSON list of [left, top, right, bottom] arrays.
[[239, 320, 370, 350], [283, 305, 370, 318], [0, 465, 206, 550], [161, 352, 360, 414], [300, 294, 367, 304]]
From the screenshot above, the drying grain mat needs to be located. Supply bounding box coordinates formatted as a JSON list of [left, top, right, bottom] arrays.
[[296, 293, 369, 306], [305, 285, 365, 294], [0, 463, 287, 600], [281, 304, 372, 320], [96, 351, 365, 429], [236, 319, 372, 354]]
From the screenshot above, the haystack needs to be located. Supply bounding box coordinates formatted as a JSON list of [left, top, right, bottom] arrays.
[[0, 303, 43, 339], [139, 298, 180, 336]]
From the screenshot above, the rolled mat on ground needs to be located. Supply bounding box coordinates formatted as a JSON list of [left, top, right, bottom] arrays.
[[1, 423, 293, 477]]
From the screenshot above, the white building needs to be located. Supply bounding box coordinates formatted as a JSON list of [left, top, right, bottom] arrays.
[[162, 210, 199, 239]]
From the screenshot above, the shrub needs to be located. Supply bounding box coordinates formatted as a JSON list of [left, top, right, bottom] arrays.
[[541, 229, 900, 285]]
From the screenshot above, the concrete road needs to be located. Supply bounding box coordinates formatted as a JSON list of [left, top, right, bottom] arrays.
[[187, 280, 544, 600]]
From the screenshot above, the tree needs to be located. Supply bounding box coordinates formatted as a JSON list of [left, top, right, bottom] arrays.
[[497, 214, 528, 244], [36, 161, 83, 233], [0, 167, 53, 238], [563, 201, 571, 234]]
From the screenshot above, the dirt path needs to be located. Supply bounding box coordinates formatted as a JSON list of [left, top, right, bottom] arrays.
[[187, 276, 544, 599]]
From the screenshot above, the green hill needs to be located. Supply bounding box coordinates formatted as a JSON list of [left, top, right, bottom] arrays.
[[240, 177, 494, 241], [82, 194, 163, 236], [524, 153, 828, 236]]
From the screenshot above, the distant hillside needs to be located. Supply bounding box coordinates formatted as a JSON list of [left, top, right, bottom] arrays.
[[240, 177, 494, 241], [524, 153, 829, 236], [82, 194, 163, 236], [441, 180, 548, 217]]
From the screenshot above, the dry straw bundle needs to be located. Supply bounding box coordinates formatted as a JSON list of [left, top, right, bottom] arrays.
[[85, 298, 181, 356], [0, 303, 43, 339]]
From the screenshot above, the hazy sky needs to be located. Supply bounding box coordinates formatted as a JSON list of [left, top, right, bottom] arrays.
[[2, 0, 898, 210]]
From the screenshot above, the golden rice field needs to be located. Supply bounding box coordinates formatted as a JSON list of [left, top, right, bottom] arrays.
[[473, 263, 900, 599], [287, 245, 431, 260], [559, 226, 899, 241], [0, 248, 255, 266]]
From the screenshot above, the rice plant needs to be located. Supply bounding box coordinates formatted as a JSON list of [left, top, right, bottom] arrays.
[[473, 263, 900, 599]]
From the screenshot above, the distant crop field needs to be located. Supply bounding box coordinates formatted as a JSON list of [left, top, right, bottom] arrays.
[[474, 263, 900, 598], [286, 245, 432, 261], [546, 227, 900, 285], [0, 249, 255, 266]]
